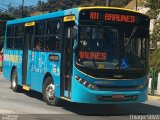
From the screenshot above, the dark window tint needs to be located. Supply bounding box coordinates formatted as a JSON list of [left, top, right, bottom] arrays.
[[33, 37, 45, 51], [7, 38, 14, 49], [7, 25, 14, 49], [14, 37, 23, 49], [45, 36, 60, 51], [35, 22, 46, 35], [6, 24, 24, 50], [15, 25, 24, 36], [46, 20, 61, 35], [7, 25, 14, 37]]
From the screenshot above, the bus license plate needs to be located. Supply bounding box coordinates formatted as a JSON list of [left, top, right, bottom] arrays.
[[112, 94, 125, 99]]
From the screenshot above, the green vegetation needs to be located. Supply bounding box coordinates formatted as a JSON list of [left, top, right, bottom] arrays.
[[0, 13, 14, 49], [146, 0, 160, 70]]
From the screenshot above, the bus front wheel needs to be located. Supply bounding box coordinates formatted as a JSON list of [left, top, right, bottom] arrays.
[[11, 69, 21, 92], [43, 77, 60, 106]]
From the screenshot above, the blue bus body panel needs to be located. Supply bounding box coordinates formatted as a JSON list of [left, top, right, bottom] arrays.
[[3, 50, 23, 85], [30, 51, 61, 96], [6, 8, 80, 25]]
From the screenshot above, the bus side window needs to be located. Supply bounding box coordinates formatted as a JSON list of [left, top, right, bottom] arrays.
[[45, 37, 60, 51], [34, 21, 46, 51], [7, 38, 14, 49], [34, 38, 44, 51], [14, 24, 24, 49], [45, 19, 61, 51], [6, 25, 15, 49]]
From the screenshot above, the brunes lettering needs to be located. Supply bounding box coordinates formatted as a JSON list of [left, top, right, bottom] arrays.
[[105, 13, 136, 23], [79, 51, 107, 60], [88, 12, 136, 23]]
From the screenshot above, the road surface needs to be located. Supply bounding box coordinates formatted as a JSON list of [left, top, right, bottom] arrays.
[[0, 74, 160, 120]]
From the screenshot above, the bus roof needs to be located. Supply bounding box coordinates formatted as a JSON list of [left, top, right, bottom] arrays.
[[7, 6, 148, 25]]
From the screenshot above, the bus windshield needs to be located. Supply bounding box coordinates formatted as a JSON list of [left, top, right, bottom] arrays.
[[76, 25, 148, 70]]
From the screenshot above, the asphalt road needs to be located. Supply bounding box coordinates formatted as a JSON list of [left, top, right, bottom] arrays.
[[0, 74, 160, 120]]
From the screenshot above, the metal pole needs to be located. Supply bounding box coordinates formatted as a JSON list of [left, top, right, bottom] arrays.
[[151, 69, 154, 95], [135, 0, 138, 10], [105, 0, 110, 6], [22, 0, 24, 17]]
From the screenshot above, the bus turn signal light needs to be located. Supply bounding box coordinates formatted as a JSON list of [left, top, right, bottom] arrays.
[[75, 76, 95, 90]]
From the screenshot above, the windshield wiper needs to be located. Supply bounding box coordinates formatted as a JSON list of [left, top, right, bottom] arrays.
[[77, 59, 97, 68], [125, 26, 137, 47]]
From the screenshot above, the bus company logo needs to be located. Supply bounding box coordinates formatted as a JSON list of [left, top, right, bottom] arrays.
[[4, 54, 22, 63]]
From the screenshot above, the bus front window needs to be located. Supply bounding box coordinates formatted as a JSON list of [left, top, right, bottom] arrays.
[[122, 26, 148, 70], [76, 26, 119, 69], [76, 25, 148, 71]]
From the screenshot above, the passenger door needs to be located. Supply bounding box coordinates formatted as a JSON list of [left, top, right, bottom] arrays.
[[61, 22, 74, 98], [22, 25, 34, 86]]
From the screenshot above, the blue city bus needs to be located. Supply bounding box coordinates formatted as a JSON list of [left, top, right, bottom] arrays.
[[3, 7, 150, 105]]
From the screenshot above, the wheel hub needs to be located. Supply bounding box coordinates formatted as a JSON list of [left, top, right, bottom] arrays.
[[12, 75, 16, 88], [46, 84, 55, 101]]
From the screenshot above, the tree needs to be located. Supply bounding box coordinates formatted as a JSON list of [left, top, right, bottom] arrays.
[[0, 13, 15, 49], [145, 0, 160, 70], [35, 0, 131, 13], [150, 20, 160, 69], [110, 0, 131, 7], [146, 0, 160, 10]]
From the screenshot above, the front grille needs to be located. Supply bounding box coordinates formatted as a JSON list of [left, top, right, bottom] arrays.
[[96, 85, 140, 91], [97, 95, 138, 102]]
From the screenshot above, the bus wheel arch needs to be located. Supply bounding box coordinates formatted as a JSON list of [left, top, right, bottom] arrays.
[[42, 73, 60, 106], [10, 66, 21, 92]]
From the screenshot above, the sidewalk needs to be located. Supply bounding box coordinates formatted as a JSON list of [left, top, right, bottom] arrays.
[[0, 73, 4, 78], [148, 95, 160, 101]]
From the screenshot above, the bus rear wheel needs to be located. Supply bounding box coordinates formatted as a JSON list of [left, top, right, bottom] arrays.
[[43, 77, 60, 106], [11, 69, 21, 92]]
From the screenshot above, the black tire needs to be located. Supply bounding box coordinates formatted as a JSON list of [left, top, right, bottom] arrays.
[[11, 69, 21, 92], [43, 77, 61, 106]]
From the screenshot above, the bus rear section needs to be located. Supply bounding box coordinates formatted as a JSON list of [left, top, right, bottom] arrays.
[[69, 8, 150, 104]]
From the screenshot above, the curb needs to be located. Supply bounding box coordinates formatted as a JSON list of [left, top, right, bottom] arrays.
[[148, 95, 160, 101]]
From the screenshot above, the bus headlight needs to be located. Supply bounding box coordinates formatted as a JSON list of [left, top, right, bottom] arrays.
[[137, 80, 148, 89], [75, 76, 95, 90]]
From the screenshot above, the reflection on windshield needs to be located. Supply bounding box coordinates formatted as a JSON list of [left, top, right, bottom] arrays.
[[76, 26, 148, 70], [77, 26, 119, 69]]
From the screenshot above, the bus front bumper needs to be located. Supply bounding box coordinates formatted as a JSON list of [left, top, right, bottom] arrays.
[[71, 82, 148, 104]]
